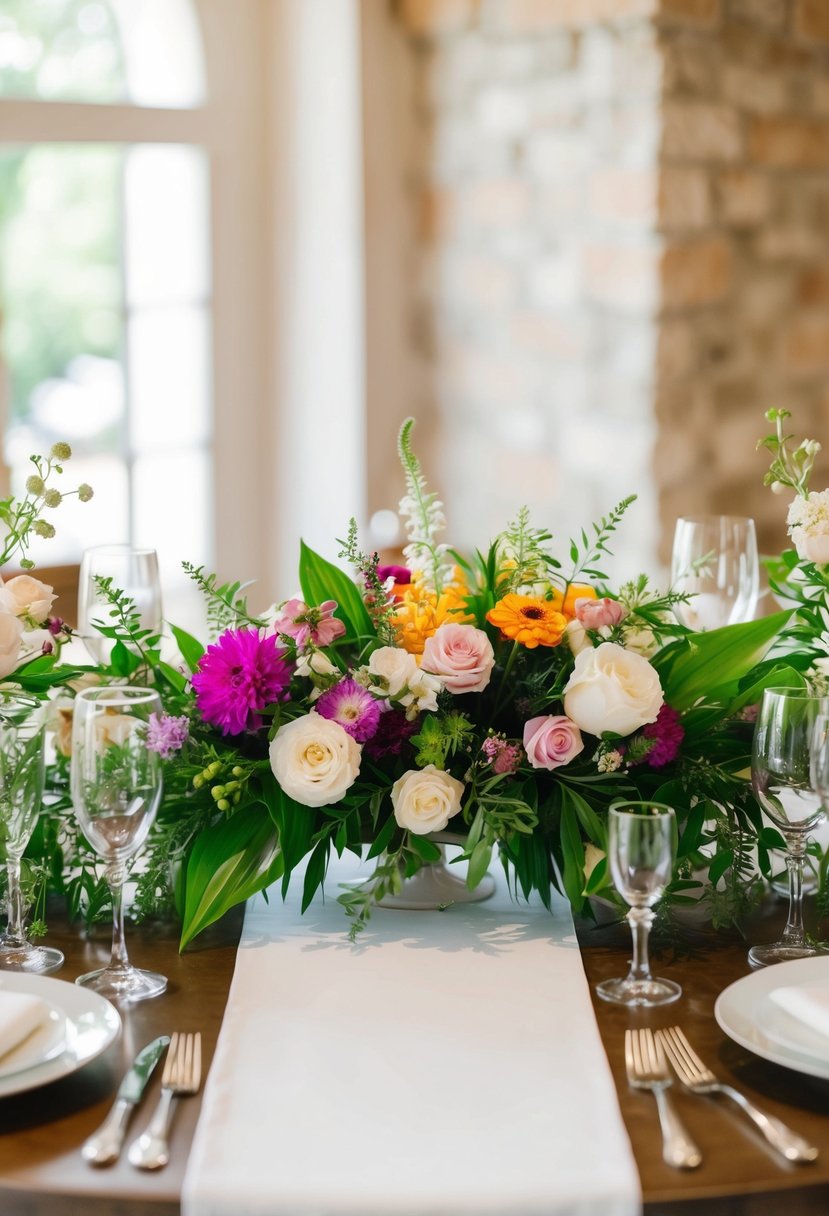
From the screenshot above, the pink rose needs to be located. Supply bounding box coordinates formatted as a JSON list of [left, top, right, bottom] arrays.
[[420, 623, 495, 694], [575, 597, 627, 630], [523, 715, 584, 770]]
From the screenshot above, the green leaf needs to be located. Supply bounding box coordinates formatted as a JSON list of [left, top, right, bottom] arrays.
[[302, 839, 330, 912], [466, 840, 493, 889], [366, 811, 398, 859], [708, 849, 734, 887], [299, 541, 374, 642], [261, 779, 317, 896], [109, 639, 141, 677], [409, 834, 443, 864], [559, 793, 586, 913], [180, 806, 284, 949], [653, 611, 792, 712], [170, 624, 205, 673]]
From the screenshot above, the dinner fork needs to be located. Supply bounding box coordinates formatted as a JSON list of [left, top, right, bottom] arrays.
[[625, 1028, 702, 1169], [655, 1026, 818, 1164], [128, 1032, 202, 1170]]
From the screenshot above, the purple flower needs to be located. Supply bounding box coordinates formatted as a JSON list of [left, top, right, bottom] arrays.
[[377, 565, 411, 585], [46, 616, 65, 636], [363, 709, 417, 760], [642, 704, 684, 768], [315, 678, 382, 742], [192, 628, 293, 736], [147, 712, 190, 759]]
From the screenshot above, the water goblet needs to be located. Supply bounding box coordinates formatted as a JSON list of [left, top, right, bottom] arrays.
[[71, 685, 167, 1001], [595, 801, 681, 1007], [749, 687, 829, 968], [671, 515, 760, 631], [0, 693, 63, 974], [78, 545, 162, 665]]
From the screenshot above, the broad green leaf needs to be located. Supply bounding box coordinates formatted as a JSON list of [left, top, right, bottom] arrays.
[[654, 611, 792, 712], [180, 805, 284, 949], [170, 623, 205, 673], [560, 783, 606, 847], [559, 793, 586, 913], [409, 834, 443, 864], [261, 779, 317, 895], [366, 811, 398, 859], [299, 541, 374, 642], [708, 849, 734, 887], [109, 639, 141, 677], [467, 840, 493, 889], [302, 839, 331, 912]]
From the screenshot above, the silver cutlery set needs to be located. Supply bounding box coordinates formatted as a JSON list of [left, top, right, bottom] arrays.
[[625, 1026, 819, 1170], [82, 1031, 202, 1170]]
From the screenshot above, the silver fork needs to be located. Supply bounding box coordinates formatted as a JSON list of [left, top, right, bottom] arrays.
[[128, 1032, 202, 1171], [655, 1026, 818, 1164], [625, 1028, 702, 1169]]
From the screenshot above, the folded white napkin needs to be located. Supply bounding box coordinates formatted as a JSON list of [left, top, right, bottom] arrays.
[[0, 991, 50, 1059], [768, 986, 829, 1041]]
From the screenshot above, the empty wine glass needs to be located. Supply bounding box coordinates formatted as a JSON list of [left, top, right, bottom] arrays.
[[595, 801, 680, 1007], [671, 515, 759, 631], [0, 693, 63, 974], [78, 546, 162, 665], [749, 688, 829, 968], [71, 686, 166, 1001]]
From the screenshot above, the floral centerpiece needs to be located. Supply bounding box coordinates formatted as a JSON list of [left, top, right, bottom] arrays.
[[26, 412, 829, 946]]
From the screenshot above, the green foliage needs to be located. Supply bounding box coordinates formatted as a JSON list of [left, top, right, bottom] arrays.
[[183, 562, 263, 637], [411, 712, 475, 769], [299, 541, 375, 645], [564, 495, 637, 586], [338, 519, 398, 647]]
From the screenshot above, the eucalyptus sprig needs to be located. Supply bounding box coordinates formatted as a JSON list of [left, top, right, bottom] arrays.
[[0, 442, 93, 569]]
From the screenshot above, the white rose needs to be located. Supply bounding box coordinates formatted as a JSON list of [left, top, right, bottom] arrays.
[[792, 528, 829, 565], [0, 612, 24, 678], [565, 618, 590, 656], [367, 646, 419, 697], [0, 575, 55, 624], [391, 764, 464, 835], [563, 641, 663, 738], [270, 711, 361, 808]]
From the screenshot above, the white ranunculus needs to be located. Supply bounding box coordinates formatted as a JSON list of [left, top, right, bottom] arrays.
[[563, 641, 663, 738], [367, 646, 419, 697], [270, 711, 361, 808], [788, 490, 829, 564], [0, 612, 24, 679], [391, 764, 464, 835], [0, 575, 55, 624]]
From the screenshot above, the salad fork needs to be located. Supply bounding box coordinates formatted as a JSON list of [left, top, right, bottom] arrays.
[[625, 1028, 702, 1169], [655, 1026, 818, 1164], [128, 1031, 202, 1170]]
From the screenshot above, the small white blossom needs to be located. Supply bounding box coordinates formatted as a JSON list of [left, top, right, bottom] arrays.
[[596, 749, 625, 774], [787, 489, 829, 564]]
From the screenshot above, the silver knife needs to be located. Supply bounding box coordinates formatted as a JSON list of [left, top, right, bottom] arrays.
[[82, 1035, 170, 1166]]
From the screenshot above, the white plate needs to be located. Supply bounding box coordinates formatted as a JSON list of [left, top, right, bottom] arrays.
[[0, 973, 121, 1097], [0, 999, 67, 1080], [715, 957, 829, 1080]]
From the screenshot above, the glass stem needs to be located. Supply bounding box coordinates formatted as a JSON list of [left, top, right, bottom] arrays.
[[5, 853, 27, 946], [106, 861, 131, 972], [782, 833, 807, 946], [626, 906, 655, 983]]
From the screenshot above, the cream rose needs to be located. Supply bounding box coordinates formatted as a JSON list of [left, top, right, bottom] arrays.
[[0, 612, 24, 679], [367, 646, 419, 697], [391, 764, 464, 835], [0, 575, 55, 624], [421, 623, 495, 694], [563, 641, 663, 738], [270, 711, 361, 808]]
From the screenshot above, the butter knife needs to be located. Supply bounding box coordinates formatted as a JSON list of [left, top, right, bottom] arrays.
[[82, 1035, 170, 1166]]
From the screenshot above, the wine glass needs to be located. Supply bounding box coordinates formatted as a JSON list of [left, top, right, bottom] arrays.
[[0, 693, 63, 974], [671, 515, 759, 631], [749, 688, 829, 968], [78, 546, 162, 664], [70, 685, 167, 1001], [595, 801, 681, 1007]]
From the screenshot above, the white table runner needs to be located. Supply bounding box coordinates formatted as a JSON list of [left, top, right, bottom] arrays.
[[183, 852, 641, 1216]]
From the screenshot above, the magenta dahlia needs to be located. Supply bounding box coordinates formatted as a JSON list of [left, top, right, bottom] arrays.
[[192, 628, 293, 736], [642, 704, 684, 769], [315, 678, 382, 743]]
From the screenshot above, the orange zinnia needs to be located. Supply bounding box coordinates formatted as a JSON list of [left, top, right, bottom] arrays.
[[486, 594, 568, 649], [393, 584, 473, 656], [550, 583, 596, 621]]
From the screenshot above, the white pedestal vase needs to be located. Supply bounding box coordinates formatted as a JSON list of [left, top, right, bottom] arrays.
[[378, 835, 496, 911]]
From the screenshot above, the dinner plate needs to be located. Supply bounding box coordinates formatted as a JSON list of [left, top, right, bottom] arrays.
[[0, 973, 121, 1097], [0, 999, 67, 1080], [715, 956, 829, 1080]]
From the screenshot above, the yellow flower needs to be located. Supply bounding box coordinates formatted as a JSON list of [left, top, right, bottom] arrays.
[[486, 594, 567, 649], [393, 583, 472, 655]]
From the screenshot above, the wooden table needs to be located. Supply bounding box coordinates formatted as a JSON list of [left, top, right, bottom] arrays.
[[2, 900, 829, 1215]]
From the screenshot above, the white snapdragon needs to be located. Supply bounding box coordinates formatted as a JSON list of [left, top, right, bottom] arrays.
[[787, 489, 829, 565]]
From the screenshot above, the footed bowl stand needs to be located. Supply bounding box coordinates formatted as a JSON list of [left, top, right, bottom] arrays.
[[378, 838, 496, 911]]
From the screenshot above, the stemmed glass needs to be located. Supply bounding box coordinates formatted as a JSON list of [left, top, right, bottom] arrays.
[[71, 686, 167, 1001], [78, 546, 162, 665], [671, 515, 760, 630], [749, 688, 829, 968], [0, 693, 63, 974], [595, 801, 681, 1007]]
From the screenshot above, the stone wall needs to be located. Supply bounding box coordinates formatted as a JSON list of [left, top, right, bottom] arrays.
[[388, 0, 829, 578]]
